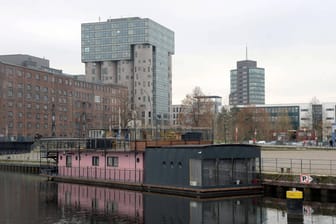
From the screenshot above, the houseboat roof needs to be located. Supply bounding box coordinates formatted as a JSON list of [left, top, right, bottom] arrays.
[[147, 143, 260, 149]]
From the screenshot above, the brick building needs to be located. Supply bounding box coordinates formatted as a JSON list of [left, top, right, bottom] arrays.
[[0, 55, 128, 140]]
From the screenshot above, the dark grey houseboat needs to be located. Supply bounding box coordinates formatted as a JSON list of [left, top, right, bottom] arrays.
[[144, 144, 262, 197]]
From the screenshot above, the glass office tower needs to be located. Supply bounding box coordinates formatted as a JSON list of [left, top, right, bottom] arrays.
[[229, 60, 265, 105], [81, 17, 174, 126]]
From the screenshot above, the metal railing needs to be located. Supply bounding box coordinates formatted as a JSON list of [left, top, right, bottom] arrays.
[[262, 158, 336, 176], [37, 138, 132, 152], [56, 166, 143, 184]]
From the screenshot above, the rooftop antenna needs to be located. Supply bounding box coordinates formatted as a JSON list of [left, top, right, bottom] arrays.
[[245, 44, 248, 60], [99, 16, 101, 22]]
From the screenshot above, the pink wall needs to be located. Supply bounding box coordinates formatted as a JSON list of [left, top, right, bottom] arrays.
[[58, 151, 144, 182], [58, 182, 143, 220]]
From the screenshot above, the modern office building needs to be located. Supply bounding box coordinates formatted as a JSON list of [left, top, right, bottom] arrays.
[[81, 17, 175, 127], [0, 54, 128, 140], [235, 103, 336, 142], [229, 59, 265, 105]]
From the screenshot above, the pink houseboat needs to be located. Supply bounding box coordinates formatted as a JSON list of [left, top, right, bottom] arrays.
[[40, 138, 145, 183], [58, 150, 144, 183]]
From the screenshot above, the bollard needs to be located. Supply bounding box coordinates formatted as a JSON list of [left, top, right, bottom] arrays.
[[286, 188, 303, 224]]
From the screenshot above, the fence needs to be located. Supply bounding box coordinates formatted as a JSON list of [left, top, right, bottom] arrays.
[[57, 166, 143, 183], [262, 158, 336, 176]]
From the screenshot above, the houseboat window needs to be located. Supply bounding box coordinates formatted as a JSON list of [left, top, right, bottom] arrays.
[[92, 156, 99, 166], [170, 161, 174, 168], [66, 155, 72, 167], [162, 161, 166, 168], [107, 156, 118, 167], [178, 162, 182, 168]]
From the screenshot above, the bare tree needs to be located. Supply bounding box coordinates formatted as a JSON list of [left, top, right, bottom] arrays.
[[233, 106, 272, 142], [178, 87, 214, 128], [216, 106, 234, 143]]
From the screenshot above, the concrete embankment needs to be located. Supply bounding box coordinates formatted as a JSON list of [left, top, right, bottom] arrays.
[[0, 150, 54, 174]]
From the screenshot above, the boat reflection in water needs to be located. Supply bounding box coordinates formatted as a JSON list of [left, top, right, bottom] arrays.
[[57, 182, 264, 223], [58, 183, 144, 223]]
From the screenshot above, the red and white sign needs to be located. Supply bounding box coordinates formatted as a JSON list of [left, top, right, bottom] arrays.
[[300, 174, 313, 184], [303, 205, 314, 215]]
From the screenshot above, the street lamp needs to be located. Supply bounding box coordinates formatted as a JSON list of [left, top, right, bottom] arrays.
[[143, 89, 153, 139], [132, 110, 137, 182]]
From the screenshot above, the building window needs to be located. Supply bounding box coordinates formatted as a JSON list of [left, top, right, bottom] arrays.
[[7, 88, 13, 97], [66, 155, 72, 167], [107, 157, 118, 167], [92, 156, 99, 166], [8, 122, 13, 128]]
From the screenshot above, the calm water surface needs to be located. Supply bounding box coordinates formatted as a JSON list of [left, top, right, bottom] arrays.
[[0, 171, 335, 224]]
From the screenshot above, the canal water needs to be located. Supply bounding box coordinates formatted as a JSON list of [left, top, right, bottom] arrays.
[[0, 171, 335, 224]]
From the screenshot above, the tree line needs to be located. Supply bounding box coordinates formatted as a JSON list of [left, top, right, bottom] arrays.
[[177, 87, 295, 143]]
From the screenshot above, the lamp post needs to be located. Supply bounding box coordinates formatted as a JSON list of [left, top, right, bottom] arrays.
[[156, 114, 162, 142], [143, 89, 153, 139], [132, 110, 137, 182]]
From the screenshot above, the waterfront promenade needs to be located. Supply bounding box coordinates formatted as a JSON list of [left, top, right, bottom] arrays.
[[262, 146, 336, 176], [2, 145, 336, 176]]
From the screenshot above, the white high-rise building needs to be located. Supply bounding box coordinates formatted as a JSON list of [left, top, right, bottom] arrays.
[[81, 17, 174, 127]]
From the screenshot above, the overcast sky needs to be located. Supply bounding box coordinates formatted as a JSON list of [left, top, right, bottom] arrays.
[[1, 0, 336, 105]]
